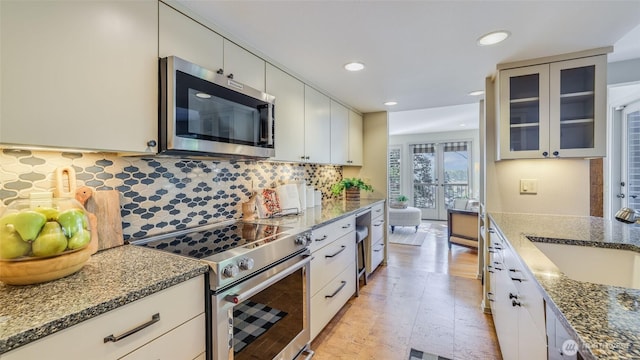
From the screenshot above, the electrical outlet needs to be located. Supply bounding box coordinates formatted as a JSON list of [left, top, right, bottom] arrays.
[[520, 179, 538, 194]]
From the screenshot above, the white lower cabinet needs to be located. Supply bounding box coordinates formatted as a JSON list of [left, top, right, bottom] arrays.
[[309, 215, 356, 340], [119, 313, 206, 360], [310, 264, 356, 340], [3, 276, 205, 360], [366, 202, 386, 275], [489, 222, 546, 360]]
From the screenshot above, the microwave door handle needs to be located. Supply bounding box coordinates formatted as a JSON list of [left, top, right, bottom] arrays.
[[259, 104, 274, 146], [268, 104, 274, 146]]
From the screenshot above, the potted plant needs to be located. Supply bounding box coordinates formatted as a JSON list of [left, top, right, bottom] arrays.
[[330, 177, 373, 202], [393, 194, 409, 209]]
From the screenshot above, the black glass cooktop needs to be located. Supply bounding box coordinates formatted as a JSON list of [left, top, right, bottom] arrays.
[[135, 221, 287, 260]]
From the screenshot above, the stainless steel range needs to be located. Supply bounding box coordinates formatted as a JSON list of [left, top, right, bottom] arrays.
[[131, 220, 314, 360]]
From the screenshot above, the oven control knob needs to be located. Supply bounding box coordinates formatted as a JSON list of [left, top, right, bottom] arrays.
[[295, 234, 310, 246], [222, 264, 239, 278], [238, 257, 255, 271]]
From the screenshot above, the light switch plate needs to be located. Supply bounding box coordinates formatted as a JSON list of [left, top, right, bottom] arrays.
[[520, 179, 538, 194]]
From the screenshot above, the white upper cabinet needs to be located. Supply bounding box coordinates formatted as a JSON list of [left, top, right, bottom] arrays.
[[159, 2, 223, 72], [330, 100, 349, 165], [266, 64, 305, 162], [330, 102, 363, 166], [223, 39, 266, 92], [0, 1, 158, 154], [304, 85, 331, 164], [348, 110, 363, 166], [498, 53, 607, 160], [159, 4, 264, 92]]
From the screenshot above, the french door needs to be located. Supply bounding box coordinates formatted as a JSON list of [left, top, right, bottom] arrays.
[[411, 142, 471, 220], [620, 101, 640, 211]]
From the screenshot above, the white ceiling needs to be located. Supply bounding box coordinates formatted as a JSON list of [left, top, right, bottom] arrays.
[[175, 0, 640, 133]]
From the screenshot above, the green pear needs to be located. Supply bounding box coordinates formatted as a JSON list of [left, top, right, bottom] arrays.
[[0, 226, 31, 259], [67, 229, 91, 250], [0, 213, 18, 233], [34, 207, 60, 221], [32, 222, 68, 257], [11, 211, 47, 241], [57, 209, 88, 237]]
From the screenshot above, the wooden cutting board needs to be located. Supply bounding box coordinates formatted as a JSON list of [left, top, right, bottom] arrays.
[[84, 189, 124, 250]]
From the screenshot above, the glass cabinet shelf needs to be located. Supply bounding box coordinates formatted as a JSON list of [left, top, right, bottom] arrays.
[[560, 118, 594, 124], [560, 91, 595, 99], [510, 97, 540, 104], [510, 123, 540, 128]]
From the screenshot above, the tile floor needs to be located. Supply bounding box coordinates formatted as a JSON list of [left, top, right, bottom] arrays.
[[310, 221, 502, 360]]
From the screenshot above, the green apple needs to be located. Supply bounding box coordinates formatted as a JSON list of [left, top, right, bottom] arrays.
[[57, 209, 88, 238], [11, 211, 47, 241], [0, 226, 31, 259], [67, 229, 90, 250], [34, 207, 60, 221], [32, 222, 67, 257]]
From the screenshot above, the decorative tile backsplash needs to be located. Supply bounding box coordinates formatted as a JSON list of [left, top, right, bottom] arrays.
[[0, 150, 342, 240]]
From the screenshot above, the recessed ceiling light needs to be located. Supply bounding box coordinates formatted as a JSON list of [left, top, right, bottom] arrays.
[[384, 101, 398, 106], [195, 92, 212, 99], [459, 123, 467, 127], [344, 62, 365, 71], [469, 90, 485, 96], [477, 30, 510, 46]]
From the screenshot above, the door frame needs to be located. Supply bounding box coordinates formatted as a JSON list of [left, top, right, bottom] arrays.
[[408, 140, 473, 220], [606, 82, 640, 220]]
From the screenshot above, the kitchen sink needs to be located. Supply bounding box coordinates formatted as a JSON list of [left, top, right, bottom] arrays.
[[531, 241, 640, 290]]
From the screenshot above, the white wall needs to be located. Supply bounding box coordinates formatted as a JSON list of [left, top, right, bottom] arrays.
[[388, 129, 480, 201], [344, 111, 388, 201], [493, 159, 590, 216]]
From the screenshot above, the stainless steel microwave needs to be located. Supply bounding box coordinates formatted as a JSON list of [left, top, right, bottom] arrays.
[[159, 56, 275, 159]]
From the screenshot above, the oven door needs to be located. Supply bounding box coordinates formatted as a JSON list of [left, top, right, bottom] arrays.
[[212, 251, 312, 360]]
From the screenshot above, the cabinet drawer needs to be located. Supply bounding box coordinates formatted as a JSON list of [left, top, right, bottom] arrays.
[[371, 216, 385, 243], [310, 232, 356, 296], [310, 263, 356, 340], [309, 215, 355, 252], [371, 202, 385, 219], [369, 238, 385, 273], [119, 313, 205, 360], [4, 276, 205, 360]]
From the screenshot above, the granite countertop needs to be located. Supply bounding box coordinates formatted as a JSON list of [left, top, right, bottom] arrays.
[[0, 245, 209, 355], [489, 212, 640, 360], [0, 198, 385, 355], [248, 198, 386, 229]]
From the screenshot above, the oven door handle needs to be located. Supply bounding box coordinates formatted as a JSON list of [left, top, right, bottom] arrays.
[[224, 254, 312, 304]]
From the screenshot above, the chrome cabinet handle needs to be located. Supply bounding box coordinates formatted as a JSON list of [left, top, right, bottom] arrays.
[[104, 313, 160, 343], [315, 235, 328, 242], [325, 245, 346, 258], [325, 281, 347, 298]]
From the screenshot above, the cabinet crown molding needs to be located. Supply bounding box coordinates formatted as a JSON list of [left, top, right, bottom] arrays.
[[497, 46, 613, 71]]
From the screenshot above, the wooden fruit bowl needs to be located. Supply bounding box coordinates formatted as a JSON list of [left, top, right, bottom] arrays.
[[0, 246, 92, 285]]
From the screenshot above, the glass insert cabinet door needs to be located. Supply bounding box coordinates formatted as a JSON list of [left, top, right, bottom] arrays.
[[549, 55, 607, 158], [499, 64, 550, 159], [499, 55, 606, 160]]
